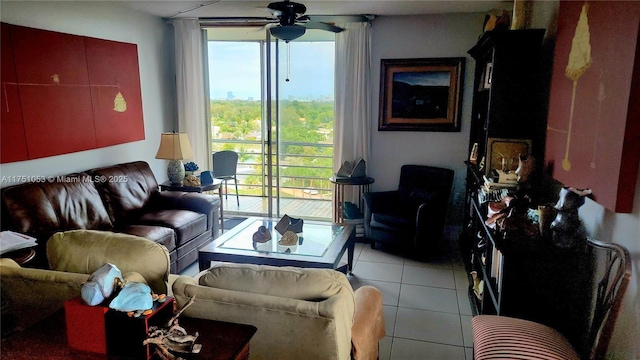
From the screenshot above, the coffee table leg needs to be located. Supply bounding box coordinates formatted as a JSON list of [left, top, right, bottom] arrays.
[[219, 187, 225, 232], [347, 242, 355, 274], [199, 257, 210, 272]]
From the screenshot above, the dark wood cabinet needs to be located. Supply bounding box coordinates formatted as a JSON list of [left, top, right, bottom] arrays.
[[461, 30, 593, 349], [466, 29, 546, 175]]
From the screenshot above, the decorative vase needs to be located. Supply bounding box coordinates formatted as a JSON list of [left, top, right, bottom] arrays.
[[550, 187, 591, 247], [167, 160, 185, 184]]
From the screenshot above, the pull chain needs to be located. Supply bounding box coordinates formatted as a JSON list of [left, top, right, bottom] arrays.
[[285, 42, 291, 82]]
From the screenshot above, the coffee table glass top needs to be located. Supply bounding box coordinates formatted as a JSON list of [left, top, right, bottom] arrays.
[[218, 218, 343, 257]]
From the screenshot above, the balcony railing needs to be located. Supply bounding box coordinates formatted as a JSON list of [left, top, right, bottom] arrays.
[[212, 139, 334, 203]]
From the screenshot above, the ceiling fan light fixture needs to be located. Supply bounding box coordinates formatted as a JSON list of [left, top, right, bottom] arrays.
[[270, 24, 306, 42]]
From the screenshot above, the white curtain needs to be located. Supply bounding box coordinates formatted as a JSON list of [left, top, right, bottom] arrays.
[[172, 19, 210, 170], [334, 21, 372, 202]]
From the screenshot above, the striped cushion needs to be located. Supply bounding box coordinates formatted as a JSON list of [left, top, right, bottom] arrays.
[[472, 315, 580, 360]]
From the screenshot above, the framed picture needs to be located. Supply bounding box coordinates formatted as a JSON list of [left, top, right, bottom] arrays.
[[469, 143, 479, 164], [487, 138, 532, 175], [378, 57, 465, 132]]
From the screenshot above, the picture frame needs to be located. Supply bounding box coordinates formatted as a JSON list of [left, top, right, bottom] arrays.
[[487, 138, 532, 175], [378, 57, 465, 132], [469, 143, 479, 164]]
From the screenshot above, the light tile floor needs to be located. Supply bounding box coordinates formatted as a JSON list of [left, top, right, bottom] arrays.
[[345, 236, 474, 360], [180, 227, 474, 360]]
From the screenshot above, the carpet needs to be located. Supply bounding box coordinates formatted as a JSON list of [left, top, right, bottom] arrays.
[[223, 217, 247, 231]]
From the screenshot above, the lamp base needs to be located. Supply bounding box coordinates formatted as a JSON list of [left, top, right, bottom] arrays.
[[167, 160, 185, 184]]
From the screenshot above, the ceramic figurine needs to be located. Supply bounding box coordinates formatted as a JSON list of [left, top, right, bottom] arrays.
[[252, 225, 272, 243], [550, 187, 591, 247], [515, 154, 535, 184]]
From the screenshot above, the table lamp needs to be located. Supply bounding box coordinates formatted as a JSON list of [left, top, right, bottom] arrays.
[[155, 132, 194, 184]]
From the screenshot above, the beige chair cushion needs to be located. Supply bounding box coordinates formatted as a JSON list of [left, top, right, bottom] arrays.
[[46, 230, 170, 294], [199, 262, 355, 302], [173, 263, 357, 360]]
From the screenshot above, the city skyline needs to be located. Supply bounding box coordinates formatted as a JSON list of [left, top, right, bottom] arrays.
[[208, 41, 335, 101]]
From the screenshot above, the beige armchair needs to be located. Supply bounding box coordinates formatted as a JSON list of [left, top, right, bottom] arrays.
[[46, 230, 171, 294], [172, 263, 385, 360], [0, 230, 171, 333]]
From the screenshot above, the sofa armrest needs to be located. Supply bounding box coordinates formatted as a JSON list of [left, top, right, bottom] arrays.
[[0, 264, 88, 331], [151, 191, 220, 230], [0, 258, 21, 268], [351, 285, 385, 360], [415, 194, 449, 251]]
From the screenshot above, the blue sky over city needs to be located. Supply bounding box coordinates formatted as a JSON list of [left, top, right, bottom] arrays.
[[208, 41, 335, 101]]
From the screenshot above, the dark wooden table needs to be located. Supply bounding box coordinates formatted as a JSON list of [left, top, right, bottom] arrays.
[[159, 179, 226, 231], [0, 309, 256, 360], [0, 247, 36, 265]]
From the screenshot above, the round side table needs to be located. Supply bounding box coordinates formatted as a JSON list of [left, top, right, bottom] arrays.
[[2, 247, 36, 266], [329, 176, 375, 224]]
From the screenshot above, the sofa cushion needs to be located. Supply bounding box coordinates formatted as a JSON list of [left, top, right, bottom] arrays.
[[119, 225, 176, 252], [370, 213, 412, 232], [2, 175, 113, 235], [46, 230, 170, 294], [89, 161, 159, 226], [138, 210, 206, 247], [199, 263, 354, 301]]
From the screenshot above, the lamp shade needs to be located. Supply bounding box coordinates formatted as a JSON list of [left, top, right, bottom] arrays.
[[270, 25, 306, 42], [155, 132, 194, 160]]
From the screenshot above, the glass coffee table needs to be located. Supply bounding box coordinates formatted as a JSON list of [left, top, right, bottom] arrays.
[[198, 217, 355, 273]]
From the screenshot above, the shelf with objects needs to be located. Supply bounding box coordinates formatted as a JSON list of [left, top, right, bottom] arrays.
[[462, 28, 547, 306], [460, 30, 594, 343], [329, 158, 374, 240], [463, 162, 595, 349]]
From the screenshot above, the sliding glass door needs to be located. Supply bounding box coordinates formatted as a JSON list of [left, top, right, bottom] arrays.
[[206, 27, 334, 220]]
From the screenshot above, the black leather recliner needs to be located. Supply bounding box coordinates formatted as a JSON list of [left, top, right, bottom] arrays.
[[363, 165, 454, 257]]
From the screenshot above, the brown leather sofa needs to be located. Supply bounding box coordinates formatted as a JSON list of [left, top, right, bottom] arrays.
[[1, 161, 220, 273]]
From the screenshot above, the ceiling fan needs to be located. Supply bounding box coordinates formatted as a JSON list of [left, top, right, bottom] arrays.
[[265, 0, 345, 42]]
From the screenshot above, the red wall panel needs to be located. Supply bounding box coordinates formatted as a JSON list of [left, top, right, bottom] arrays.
[[545, 1, 640, 213], [85, 37, 145, 148], [0, 23, 145, 163], [1, 23, 28, 162]]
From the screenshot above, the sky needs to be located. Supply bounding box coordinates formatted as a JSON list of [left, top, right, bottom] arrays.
[[208, 41, 335, 101]]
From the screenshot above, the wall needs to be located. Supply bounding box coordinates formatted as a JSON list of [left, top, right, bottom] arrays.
[[369, 13, 486, 227], [532, 2, 639, 359], [0, 1, 175, 183]]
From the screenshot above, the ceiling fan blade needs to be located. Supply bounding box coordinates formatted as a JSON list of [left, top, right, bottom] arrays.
[[296, 15, 310, 23], [303, 22, 345, 33], [307, 15, 371, 23]]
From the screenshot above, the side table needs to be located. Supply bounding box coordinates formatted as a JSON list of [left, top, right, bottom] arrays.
[[0, 247, 36, 266], [159, 179, 225, 231], [0, 308, 257, 360], [329, 176, 375, 224], [180, 316, 257, 360]]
